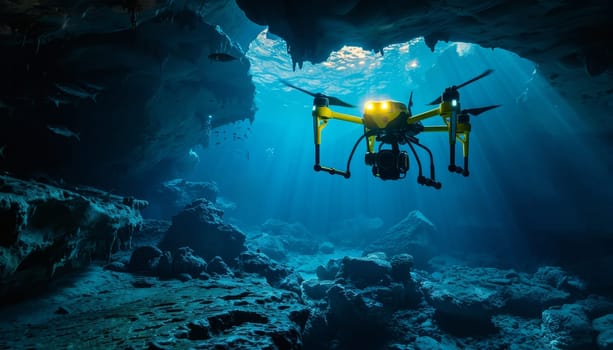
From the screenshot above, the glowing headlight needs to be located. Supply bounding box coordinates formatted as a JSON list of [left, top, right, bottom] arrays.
[[381, 101, 389, 110], [452, 99, 458, 107], [365, 102, 374, 111]]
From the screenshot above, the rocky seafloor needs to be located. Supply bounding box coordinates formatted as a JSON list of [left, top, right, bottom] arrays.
[[0, 175, 612, 350]]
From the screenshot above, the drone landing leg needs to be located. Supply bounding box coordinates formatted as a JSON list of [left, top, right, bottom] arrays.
[[406, 138, 424, 182], [406, 137, 441, 189]]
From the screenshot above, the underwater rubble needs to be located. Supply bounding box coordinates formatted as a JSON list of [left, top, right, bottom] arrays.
[[1, 178, 612, 349]]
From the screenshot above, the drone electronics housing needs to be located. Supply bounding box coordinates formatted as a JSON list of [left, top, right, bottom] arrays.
[[363, 100, 408, 130]]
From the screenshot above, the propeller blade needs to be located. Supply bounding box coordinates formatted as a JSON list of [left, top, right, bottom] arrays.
[[327, 96, 356, 108], [280, 79, 317, 98], [280, 79, 356, 108], [408, 91, 414, 109], [463, 104, 501, 116], [455, 69, 494, 90], [427, 69, 494, 105], [427, 96, 441, 106]]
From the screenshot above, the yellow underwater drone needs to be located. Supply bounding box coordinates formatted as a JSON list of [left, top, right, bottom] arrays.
[[281, 69, 500, 189]]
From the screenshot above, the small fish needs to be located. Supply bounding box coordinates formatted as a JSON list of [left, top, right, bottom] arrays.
[[55, 83, 98, 102], [208, 52, 237, 62], [48, 95, 71, 108], [81, 82, 105, 91], [47, 125, 80, 141], [0, 145, 6, 159], [188, 148, 200, 162]]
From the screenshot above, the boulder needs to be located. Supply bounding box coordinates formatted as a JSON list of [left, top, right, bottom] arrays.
[[302, 279, 334, 300], [156, 179, 219, 217], [316, 259, 341, 280], [238, 251, 302, 293], [363, 210, 436, 268], [128, 245, 164, 274], [422, 265, 570, 321], [336, 256, 392, 289], [260, 218, 319, 255], [207, 256, 234, 276], [390, 254, 414, 283], [159, 199, 246, 264], [594, 314, 613, 350], [542, 304, 594, 350], [247, 233, 287, 261], [172, 247, 207, 278]]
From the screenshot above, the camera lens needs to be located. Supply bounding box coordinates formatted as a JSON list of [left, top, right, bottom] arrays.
[[377, 150, 396, 170]]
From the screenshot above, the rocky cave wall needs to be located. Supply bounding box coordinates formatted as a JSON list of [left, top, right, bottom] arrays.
[[0, 0, 263, 192], [237, 0, 612, 128]]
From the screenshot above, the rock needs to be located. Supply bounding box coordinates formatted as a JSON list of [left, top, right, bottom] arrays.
[[207, 256, 234, 276], [316, 259, 341, 280], [319, 241, 335, 254], [159, 199, 246, 264], [236, 1, 611, 121], [157, 251, 173, 278], [176, 273, 193, 282], [277, 271, 305, 296], [336, 256, 392, 289], [594, 314, 613, 350], [187, 319, 211, 340], [129, 245, 163, 274], [237, 251, 301, 293], [577, 295, 613, 319], [490, 314, 546, 349], [260, 218, 319, 255], [133, 219, 172, 247], [132, 279, 155, 288], [593, 314, 613, 332], [103, 261, 127, 272], [0, 3, 258, 194], [533, 266, 586, 295], [172, 247, 207, 278], [542, 304, 594, 350], [147, 341, 167, 350], [54, 306, 70, 315], [390, 254, 414, 283], [248, 233, 287, 261], [597, 330, 613, 350], [422, 265, 570, 321], [324, 284, 390, 347], [415, 336, 442, 350], [363, 210, 436, 268], [0, 175, 142, 301], [156, 179, 219, 217], [302, 279, 334, 300]]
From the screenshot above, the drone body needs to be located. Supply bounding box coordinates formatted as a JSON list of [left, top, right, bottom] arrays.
[[282, 70, 499, 189]]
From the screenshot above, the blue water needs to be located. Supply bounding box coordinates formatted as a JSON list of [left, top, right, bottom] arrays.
[[187, 30, 611, 261]]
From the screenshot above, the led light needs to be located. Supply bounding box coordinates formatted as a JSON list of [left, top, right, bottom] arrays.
[[365, 102, 374, 111], [381, 101, 389, 110], [452, 99, 458, 107], [312, 105, 316, 111]]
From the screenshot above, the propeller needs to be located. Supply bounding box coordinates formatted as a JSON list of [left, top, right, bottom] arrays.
[[427, 69, 494, 105], [461, 104, 500, 116], [280, 79, 356, 108], [407, 91, 414, 116]]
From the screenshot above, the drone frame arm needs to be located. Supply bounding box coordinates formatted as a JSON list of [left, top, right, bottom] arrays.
[[312, 105, 364, 177]]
